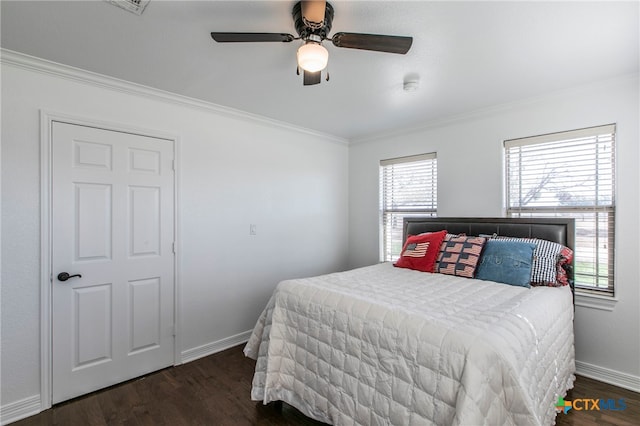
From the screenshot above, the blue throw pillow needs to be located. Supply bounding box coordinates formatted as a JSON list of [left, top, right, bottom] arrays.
[[475, 240, 536, 288]]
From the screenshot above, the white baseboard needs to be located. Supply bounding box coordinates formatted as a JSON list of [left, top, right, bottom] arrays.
[[180, 330, 252, 364], [0, 395, 41, 426], [576, 360, 640, 393], [0, 331, 252, 425]]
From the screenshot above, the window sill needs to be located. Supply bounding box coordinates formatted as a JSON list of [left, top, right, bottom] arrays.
[[575, 292, 618, 311]]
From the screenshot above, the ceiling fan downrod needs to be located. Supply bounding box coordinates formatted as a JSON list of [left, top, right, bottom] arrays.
[[293, 1, 334, 43]]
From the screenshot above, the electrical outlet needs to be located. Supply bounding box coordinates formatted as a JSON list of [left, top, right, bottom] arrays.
[[249, 224, 257, 235]]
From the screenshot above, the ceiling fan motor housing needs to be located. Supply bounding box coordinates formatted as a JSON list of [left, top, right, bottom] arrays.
[[293, 1, 334, 41]]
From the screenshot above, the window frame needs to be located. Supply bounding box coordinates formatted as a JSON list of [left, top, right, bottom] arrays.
[[504, 124, 616, 297], [379, 153, 438, 262]]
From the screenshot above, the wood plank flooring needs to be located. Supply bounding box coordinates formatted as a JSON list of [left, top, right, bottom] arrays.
[[12, 344, 639, 425]]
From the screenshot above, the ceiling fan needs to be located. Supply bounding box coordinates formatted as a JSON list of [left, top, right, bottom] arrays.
[[211, 0, 413, 86]]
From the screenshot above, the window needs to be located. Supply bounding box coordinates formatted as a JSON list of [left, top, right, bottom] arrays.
[[380, 153, 437, 262], [505, 124, 615, 296]]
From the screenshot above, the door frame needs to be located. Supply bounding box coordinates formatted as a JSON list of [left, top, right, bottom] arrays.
[[39, 110, 181, 409]]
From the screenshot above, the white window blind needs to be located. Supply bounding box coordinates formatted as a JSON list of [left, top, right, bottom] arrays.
[[505, 124, 615, 295], [380, 153, 437, 262]]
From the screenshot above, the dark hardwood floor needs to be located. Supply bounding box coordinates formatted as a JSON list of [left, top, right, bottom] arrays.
[[555, 375, 639, 426], [13, 345, 638, 425]]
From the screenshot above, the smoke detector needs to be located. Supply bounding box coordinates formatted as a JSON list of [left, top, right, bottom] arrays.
[[403, 75, 420, 92], [105, 0, 150, 15]]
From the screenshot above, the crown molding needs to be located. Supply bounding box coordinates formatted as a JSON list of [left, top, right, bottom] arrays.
[[0, 49, 348, 146], [350, 73, 640, 146]]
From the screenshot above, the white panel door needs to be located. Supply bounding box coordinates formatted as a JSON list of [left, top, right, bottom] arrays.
[[51, 122, 175, 404]]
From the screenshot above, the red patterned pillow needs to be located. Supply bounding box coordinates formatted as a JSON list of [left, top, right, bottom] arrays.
[[394, 230, 447, 273], [436, 235, 487, 278], [555, 246, 574, 286]]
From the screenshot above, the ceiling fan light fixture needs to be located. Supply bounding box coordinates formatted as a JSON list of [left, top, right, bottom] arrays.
[[210, 1, 413, 86], [297, 42, 329, 72]]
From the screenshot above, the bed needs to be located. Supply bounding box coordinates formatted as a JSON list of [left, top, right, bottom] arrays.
[[244, 217, 576, 425]]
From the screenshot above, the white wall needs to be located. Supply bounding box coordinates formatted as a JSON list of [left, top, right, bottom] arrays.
[[2, 48, 638, 422], [0, 54, 349, 418], [348, 75, 640, 387]]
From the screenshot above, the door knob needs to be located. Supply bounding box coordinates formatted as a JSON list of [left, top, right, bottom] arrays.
[[57, 272, 82, 282]]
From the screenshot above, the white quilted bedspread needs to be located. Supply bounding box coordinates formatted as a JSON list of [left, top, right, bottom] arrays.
[[245, 263, 575, 426]]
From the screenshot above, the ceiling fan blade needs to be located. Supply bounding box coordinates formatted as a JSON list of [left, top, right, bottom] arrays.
[[301, 1, 326, 28], [303, 70, 321, 86], [211, 32, 295, 43], [331, 32, 413, 54]]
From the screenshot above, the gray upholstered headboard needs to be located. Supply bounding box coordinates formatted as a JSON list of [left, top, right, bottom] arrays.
[[403, 217, 575, 250], [403, 217, 576, 291]]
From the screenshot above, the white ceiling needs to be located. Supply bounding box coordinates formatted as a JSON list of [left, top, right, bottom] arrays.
[[1, 1, 638, 140]]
